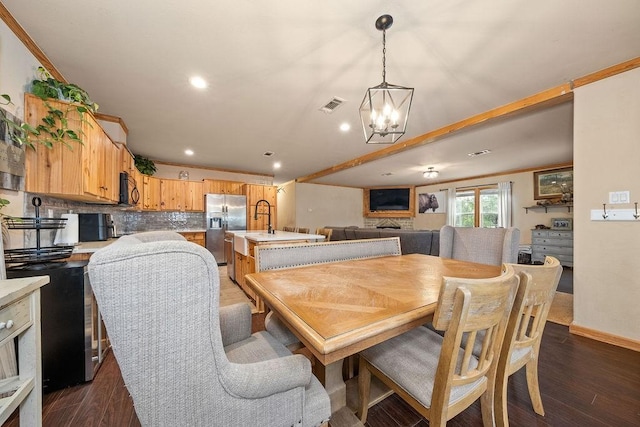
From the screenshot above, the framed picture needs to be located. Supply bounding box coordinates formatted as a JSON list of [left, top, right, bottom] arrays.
[[551, 218, 573, 230], [533, 167, 573, 200], [418, 191, 446, 214]]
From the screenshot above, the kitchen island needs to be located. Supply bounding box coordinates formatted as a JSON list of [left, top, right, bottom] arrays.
[[227, 230, 325, 310]]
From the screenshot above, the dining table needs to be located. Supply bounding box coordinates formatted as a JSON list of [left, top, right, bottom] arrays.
[[245, 253, 501, 426]]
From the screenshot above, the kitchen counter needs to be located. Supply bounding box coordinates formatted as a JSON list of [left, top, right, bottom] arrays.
[[73, 229, 207, 254], [227, 230, 325, 256]]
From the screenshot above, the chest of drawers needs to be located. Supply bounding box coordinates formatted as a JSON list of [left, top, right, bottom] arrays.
[[531, 229, 573, 267]]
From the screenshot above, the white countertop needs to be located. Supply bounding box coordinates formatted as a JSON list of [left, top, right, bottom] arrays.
[[73, 230, 207, 253], [229, 230, 325, 242], [228, 230, 325, 255]]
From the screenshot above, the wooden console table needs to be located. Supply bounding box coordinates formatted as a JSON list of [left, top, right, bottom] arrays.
[[0, 276, 50, 426]]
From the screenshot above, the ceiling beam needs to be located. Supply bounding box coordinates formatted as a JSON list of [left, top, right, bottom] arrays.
[[296, 84, 573, 183], [297, 56, 640, 184], [0, 3, 66, 83]]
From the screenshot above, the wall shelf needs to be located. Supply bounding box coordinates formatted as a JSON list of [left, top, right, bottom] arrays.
[[524, 204, 573, 213]]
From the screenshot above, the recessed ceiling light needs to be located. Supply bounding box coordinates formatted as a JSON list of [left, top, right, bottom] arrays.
[[339, 122, 351, 132], [273, 162, 281, 169], [185, 149, 194, 156], [467, 149, 491, 157], [189, 76, 207, 89]]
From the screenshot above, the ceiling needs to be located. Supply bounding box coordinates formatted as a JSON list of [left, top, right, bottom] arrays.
[[3, 1, 639, 186]]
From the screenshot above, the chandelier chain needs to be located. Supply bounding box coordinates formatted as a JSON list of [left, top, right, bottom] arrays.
[[382, 29, 387, 83]]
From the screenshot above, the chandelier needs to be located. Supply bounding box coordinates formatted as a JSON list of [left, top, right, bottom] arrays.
[[359, 15, 414, 144]]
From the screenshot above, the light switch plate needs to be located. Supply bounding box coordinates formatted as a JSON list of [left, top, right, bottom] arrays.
[[609, 191, 630, 204]]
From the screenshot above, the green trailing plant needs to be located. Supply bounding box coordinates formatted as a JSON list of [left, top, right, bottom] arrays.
[[0, 94, 41, 147], [1, 66, 100, 149], [134, 155, 157, 176], [27, 67, 99, 149], [31, 66, 98, 113]]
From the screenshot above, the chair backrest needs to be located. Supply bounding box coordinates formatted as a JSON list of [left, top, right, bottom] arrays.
[[315, 227, 333, 241], [255, 237, 401, 272], [431, 265, 519, 409], [297, 227, 310, 234], [501, 256, 562, 372], [282, 226, 297, 232], [439, 225, 520, 266], [89, 233, 311, 425]]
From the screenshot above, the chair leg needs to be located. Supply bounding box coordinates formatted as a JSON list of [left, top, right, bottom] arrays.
[[357, 358, 371, 423], [481, 385, 499, 427], [493, 372, 510, 427], [525, 358, 545, 416]]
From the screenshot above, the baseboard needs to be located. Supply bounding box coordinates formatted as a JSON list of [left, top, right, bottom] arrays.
[[570, 323, 640, 352]]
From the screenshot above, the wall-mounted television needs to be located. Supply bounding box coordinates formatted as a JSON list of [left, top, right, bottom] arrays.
[[363, 187, 415, 218], [369, 188, 411, 211]]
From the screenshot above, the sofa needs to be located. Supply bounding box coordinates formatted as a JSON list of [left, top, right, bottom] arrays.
[[325, 226, 440, 256]]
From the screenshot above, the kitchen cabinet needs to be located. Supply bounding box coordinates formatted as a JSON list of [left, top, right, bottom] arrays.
[[24, 94, 121, 204], [159, 179, 204, 211], [0, 276, 49, 427], [203, 179, 244, 195], [142, 175, 161, 211], [244, 184, 277, 231], [178, 231, 205, 247]]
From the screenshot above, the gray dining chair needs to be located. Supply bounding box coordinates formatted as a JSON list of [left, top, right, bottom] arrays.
[[88, 231, 330, 427], [439, 225, 520, 265]]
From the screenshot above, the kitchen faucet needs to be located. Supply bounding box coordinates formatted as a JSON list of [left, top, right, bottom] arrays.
[[253, 199, 273, 234]]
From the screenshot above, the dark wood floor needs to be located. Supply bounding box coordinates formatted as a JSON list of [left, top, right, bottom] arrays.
[[5, 322, 639, 427]]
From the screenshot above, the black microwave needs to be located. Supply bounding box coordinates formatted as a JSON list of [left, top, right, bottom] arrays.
[[78, 213, 113, 242], [119, 172, 140, 206]]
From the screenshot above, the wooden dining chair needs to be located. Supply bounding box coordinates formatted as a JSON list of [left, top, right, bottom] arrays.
[[282, 226, 297, 232], [494, 256, 562, 426], [315, 228, 332, 241], [297, 227, 310, 234], [358, 265, 520, 426]]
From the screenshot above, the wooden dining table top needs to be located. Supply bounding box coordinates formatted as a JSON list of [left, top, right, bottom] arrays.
[[245, 253, 501, 365]]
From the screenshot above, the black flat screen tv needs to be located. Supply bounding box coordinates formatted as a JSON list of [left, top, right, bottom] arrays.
[[369, 188, 411, 211]]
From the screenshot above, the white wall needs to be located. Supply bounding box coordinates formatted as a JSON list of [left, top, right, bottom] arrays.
[[0, 20, 45, 248], [414, 168, 573, 243], [573, 68, 640, 341], [154, 162, 272, 184], [277, 182, 364, 232], [276, 180, 296, 228]]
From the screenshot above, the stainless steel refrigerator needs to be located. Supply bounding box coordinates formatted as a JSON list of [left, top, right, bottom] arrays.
[[205, 194, 247, 264]]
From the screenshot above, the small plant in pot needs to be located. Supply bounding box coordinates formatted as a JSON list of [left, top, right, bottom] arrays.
[[134, 155, 157, 176]]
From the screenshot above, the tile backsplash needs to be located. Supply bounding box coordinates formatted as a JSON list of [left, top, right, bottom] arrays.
[[21, 194, 205, 247]]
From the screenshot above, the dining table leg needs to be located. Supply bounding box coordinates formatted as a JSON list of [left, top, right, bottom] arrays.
[[314, 359, 364, 427]]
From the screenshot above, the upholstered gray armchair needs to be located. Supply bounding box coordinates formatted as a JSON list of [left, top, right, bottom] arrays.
[[439, 225, 520, 266], [88, 231, 330, 427]]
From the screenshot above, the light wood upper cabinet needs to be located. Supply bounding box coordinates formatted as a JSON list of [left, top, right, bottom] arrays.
[[142, 175, 161, 211], [203, 179, 244, 195], [186, 180, 204, 211], [159, 179, 204, 212], [24, 94, 121, 204], [244, 184, 277, 231]]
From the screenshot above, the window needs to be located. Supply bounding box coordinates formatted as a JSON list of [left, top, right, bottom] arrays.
[[454, 186, 500, 227]]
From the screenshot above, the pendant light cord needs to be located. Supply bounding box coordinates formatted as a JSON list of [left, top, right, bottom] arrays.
[[382, 29, 387, 84]]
